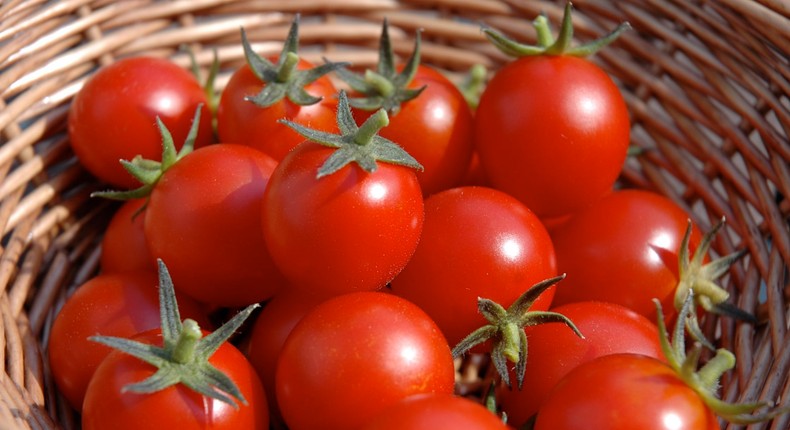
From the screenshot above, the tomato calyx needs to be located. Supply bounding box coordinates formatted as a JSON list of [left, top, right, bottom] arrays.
[[241, 15, 347, 107], [334, 19, 425, 115], [675, 218, 755, 349], [279, 90, 423, 178], [482, 2, 630, 58], [451, 275, 583, 389], [458, 63, 487, 110], [655, 293, 790, 424], [89, 259, 258, 408]]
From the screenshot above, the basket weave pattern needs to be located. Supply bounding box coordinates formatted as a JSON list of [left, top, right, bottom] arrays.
[[0, 0, 788, 429]]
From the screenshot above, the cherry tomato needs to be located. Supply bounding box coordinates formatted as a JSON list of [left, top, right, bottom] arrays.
[[534, 353, 719, 430], [549, 189, 702, 322], [144, 143, 286, 307], [390, 186, 556, 347], [261, 142, 424, 295], [276, 291, 455, 430], [497, 301, 666, 427], [68, 56, 213, 189], [474, 55, 629, 218], [82, 329, 269, 429], [48, 270, 209, 411], [100, 198, 154, 274], [362, 394, 510, 429]]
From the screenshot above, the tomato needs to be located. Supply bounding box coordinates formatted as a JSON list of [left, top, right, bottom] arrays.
[[497, 301, 666, 427], [261, 141, 424, 295], [68, 56, 213, 189], [549, 189, 702, 322], [533, 353, 719, 430], [47, 270, 209, 411], [390, 186, 556, 348], [144, 143, 286, 307], [100, 198, 154, 274], [362, 394, 510, 429], [82, 329, 269, 429], [275, 291, 455, 430]]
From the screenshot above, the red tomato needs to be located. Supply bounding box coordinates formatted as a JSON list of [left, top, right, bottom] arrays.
[[82, 329, 269, 429], [275, 292, 455, 430], [474, 55, 629, 218], [48, 270, 209, 411], [497, 301, 666, 427], [216, 60, 338, 161], [534, 353, 719, 430], [261, 142, 424, 295], [100, 198, 154, 274], [390, 186, 556, 347], [362, 394, 510, 429], [144, 143, 286, 307], [68, 56, 213, 189], [549, 189, 702, 322]]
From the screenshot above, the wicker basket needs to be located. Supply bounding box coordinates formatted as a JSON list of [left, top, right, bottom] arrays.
[[0, 0, 788, 428]]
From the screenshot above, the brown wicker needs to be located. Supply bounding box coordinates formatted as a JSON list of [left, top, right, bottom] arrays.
[[0, 0, 788, 428]]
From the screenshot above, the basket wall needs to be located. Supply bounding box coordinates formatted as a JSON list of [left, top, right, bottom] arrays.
[[0, 0, 788, 429]]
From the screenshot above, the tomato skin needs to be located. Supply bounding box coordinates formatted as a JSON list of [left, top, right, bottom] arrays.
[[498, 301, 665, 427], [362, 394, 511, 429], [100, 199, 155, 274], [474, 55, 629, 218], [144, 143, 286, 307], [48, 271, 209, 411], [390, 186, 556, 347], [261, 142, 424, 295], [549, 189, 702, 322], [68, 57, 213, 189], [275, 292, 455, 430], [82, 330, 269, 430], [534, 353, 719, 430], [216, 61, 338, 161]]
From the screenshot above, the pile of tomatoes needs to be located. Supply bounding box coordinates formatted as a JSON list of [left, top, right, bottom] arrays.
[[47, 5, 782, 430]]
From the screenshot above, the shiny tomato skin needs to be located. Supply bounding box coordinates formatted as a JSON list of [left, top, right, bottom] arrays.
[[48, 271, 210, 411], [355, 66, 475, 196], [100, 199, 155, 274], [390, 186, 556, 347], [68, 57, 213, 189], [498, 301, 665, 427], [82, 330, 269, 430], [261, 142, 424, 295], [362, 394, 511, 430], [216, 61, 338, 161], [275, 292, 455, 430], [534, 353, 719, 430], [144, 143, 286, 307], [549, 189, 701, 322], [474, 55, 630, 218]]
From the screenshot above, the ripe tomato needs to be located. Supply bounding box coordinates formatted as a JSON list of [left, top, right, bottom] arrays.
[[144, 143, 286, 307], [275, 292, 455, 430], [68, 56, 213, 189], [82, 329, 269, 429], [362, 394, 510, 429], [47, 270, 209, 411], [533, 353, 719, 430], [549, 189, 702, 322], [497, 301, 665, 427], [100, 198, 154, 274], [474, 54, 629, 219], [390, 186, 556, 347], [261, 141, 424, 295]]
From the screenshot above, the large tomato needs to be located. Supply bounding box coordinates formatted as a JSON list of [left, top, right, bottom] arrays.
[[68, 56, 213, 189], [390, 186, 556, 348], [47, 270, 209, 411], [362, 394, 510, 430], [144, 143, 286, 307], [275, 292, 455, 430]]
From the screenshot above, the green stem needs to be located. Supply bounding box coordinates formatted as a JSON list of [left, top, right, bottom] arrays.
[[354, 109, 389, 146], [277, 52, 300, 83], [172, 319, 202, 364], [364, 70, 396, 98], [533, 15, 555, 47]]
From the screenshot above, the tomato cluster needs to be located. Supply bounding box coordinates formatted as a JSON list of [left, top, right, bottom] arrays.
[[49, 5, 786, 430]]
